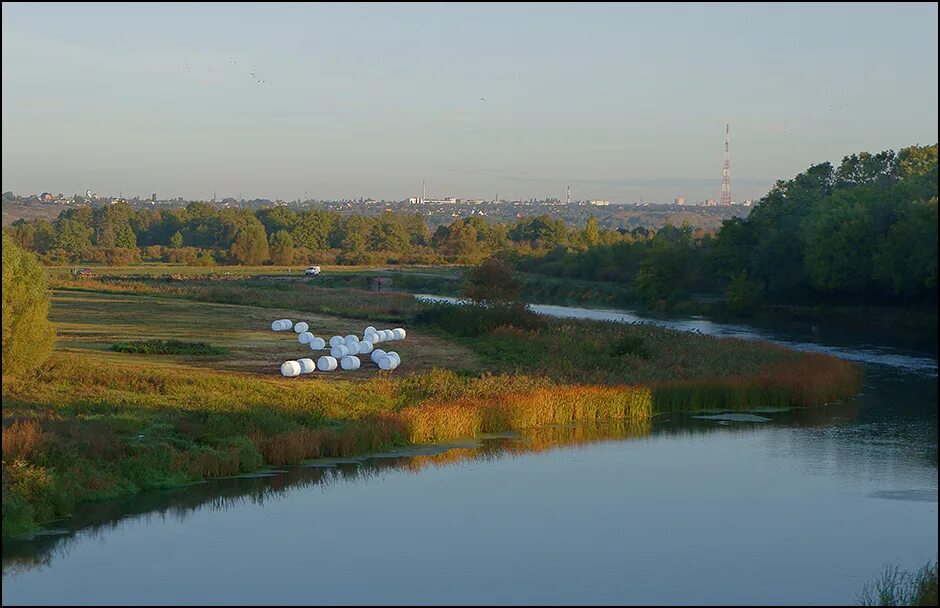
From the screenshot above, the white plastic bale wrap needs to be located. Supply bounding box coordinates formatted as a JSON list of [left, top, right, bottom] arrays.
[[378, 356, 398, 370], [298, 358, 315, 374], [357, 340, 373, 355], [280, 360, 302, 377], [272, 319, 292, 331], [317, 356, 338, 371], [340, 355, 361, 370], [365, 331, 380, 344], [294, 322, 309, 333], [382, 330, 394, 341], [329, 336, 344, 347], [298, 331, 314, 344], [364, 326, 377, 335], [386, 351, 401, 366], [392, 328, 406, 340], [371, 348, 386, 363], [309, 337, 326, 350], [344, 335, 360, 350], [330, 344, 348, 358]]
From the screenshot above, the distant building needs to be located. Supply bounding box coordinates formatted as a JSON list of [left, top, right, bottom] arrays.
[[674, 196, 686, 206], [151, 193, 157, 203], [589, 199, 610, 206]]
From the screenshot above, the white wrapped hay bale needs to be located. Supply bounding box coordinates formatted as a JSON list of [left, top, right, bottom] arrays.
[[330, 344, 349, 358], [298, 358, 315, 374], [344, 335, 360, 350], [317, 356, 338, 371], [294, 322, 309, 333], [329, 336, 344, 347], [340, 355, 361, 370], [365, 331, 380, 344], [309, 337, 326, 350], [365, 325, 377, 334], [378, 355, 398, 370], [386, 351, 401, 366], [381, 329, 394, 341], [357, 340, 373, 355], [272, 319, 293, 331], [298, 331, 314, 344], [392, 328, 406, 340], [371, 348, 386, 363], [280, 360, 302, 377]]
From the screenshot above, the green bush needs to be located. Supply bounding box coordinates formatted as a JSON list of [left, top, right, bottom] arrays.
[[2, 234, 56, 383], [110, 340, 229, 356]]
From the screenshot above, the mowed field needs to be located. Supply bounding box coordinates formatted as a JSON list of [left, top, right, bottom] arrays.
[[50, 290, 479, 378]]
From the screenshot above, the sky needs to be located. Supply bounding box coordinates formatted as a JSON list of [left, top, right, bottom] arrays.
[[2, 2, 937, 203]]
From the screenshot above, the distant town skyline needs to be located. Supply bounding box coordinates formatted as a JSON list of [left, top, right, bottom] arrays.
[[2, 3, 937, 203]]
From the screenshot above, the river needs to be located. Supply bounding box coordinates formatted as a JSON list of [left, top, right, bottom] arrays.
[[2, 300, 937, 605]]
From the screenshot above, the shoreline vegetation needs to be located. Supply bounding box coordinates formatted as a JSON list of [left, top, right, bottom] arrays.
[[2, 267, 863, 537]]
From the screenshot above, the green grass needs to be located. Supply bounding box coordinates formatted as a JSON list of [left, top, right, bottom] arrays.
[[110, 340, 229, 356]]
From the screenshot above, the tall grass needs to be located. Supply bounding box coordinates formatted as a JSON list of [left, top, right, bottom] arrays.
[[858, 561, 938, 606]]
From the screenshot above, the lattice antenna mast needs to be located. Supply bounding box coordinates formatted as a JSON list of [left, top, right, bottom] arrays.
[[720, 123, 732, 205]]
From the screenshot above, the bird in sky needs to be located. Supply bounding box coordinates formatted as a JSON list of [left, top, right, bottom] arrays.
[[480, 97, 487, 103]]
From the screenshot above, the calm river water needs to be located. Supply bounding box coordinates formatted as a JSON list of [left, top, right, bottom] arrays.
[[3, 300, 937, 605]]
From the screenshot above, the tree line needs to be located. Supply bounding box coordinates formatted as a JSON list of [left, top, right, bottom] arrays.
[[5, 199, 624, 267], [518, 144, 937, 307], [5, 144, 936, 308]]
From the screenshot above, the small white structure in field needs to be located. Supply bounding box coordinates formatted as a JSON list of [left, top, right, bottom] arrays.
[[317, 356, 338, 371], [340, 355, 361, 370], [272, 319, 293, 331], [392, 328, 406, 340], [298, 331, 314, 344], [298, 358, 315, 374], [330, 344, 349, 358], [357, 340, 373, 355], [309, 337, 326, 350], [280, 360, 302, 376], [294, 322, 309, 333], [329, 336, 344, 347]]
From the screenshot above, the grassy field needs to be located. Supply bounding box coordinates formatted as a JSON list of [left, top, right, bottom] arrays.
[[2, 270, 863, 536]]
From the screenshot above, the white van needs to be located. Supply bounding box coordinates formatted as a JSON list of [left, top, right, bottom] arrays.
[[304, 266, 321, 276]]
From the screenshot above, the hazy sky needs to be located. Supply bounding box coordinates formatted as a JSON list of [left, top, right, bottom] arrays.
[[2, 2, 937, 203]]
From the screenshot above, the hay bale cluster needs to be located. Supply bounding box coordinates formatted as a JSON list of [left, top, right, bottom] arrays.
[[274, 319, 407, 377]]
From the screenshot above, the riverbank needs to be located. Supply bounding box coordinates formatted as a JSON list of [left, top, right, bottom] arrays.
[[2, 276, 862, 536]]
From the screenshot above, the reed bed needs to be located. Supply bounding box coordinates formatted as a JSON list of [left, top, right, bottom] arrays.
[[400, 385, 653, 443]]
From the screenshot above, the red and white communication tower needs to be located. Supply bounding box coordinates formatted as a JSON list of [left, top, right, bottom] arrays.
[[720, 123, 732, 205]]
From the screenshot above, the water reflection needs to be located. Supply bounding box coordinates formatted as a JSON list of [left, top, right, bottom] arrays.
[[3, 401, 889, 577]]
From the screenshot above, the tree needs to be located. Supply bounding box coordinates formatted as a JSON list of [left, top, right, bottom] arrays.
[[583, 216, 601, 247], [2, 233, 55, 383], [874, 197, 938, 299], [463, 257, 522, 304], [229, 220, 269, 265], [169, 230, 184, 249], [634, 224, 694, 304], [269, 230, 295, 265], [54, 218, 94, 260]]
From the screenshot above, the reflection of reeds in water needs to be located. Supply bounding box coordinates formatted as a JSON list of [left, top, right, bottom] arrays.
[[1, 419, 652, 574]]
